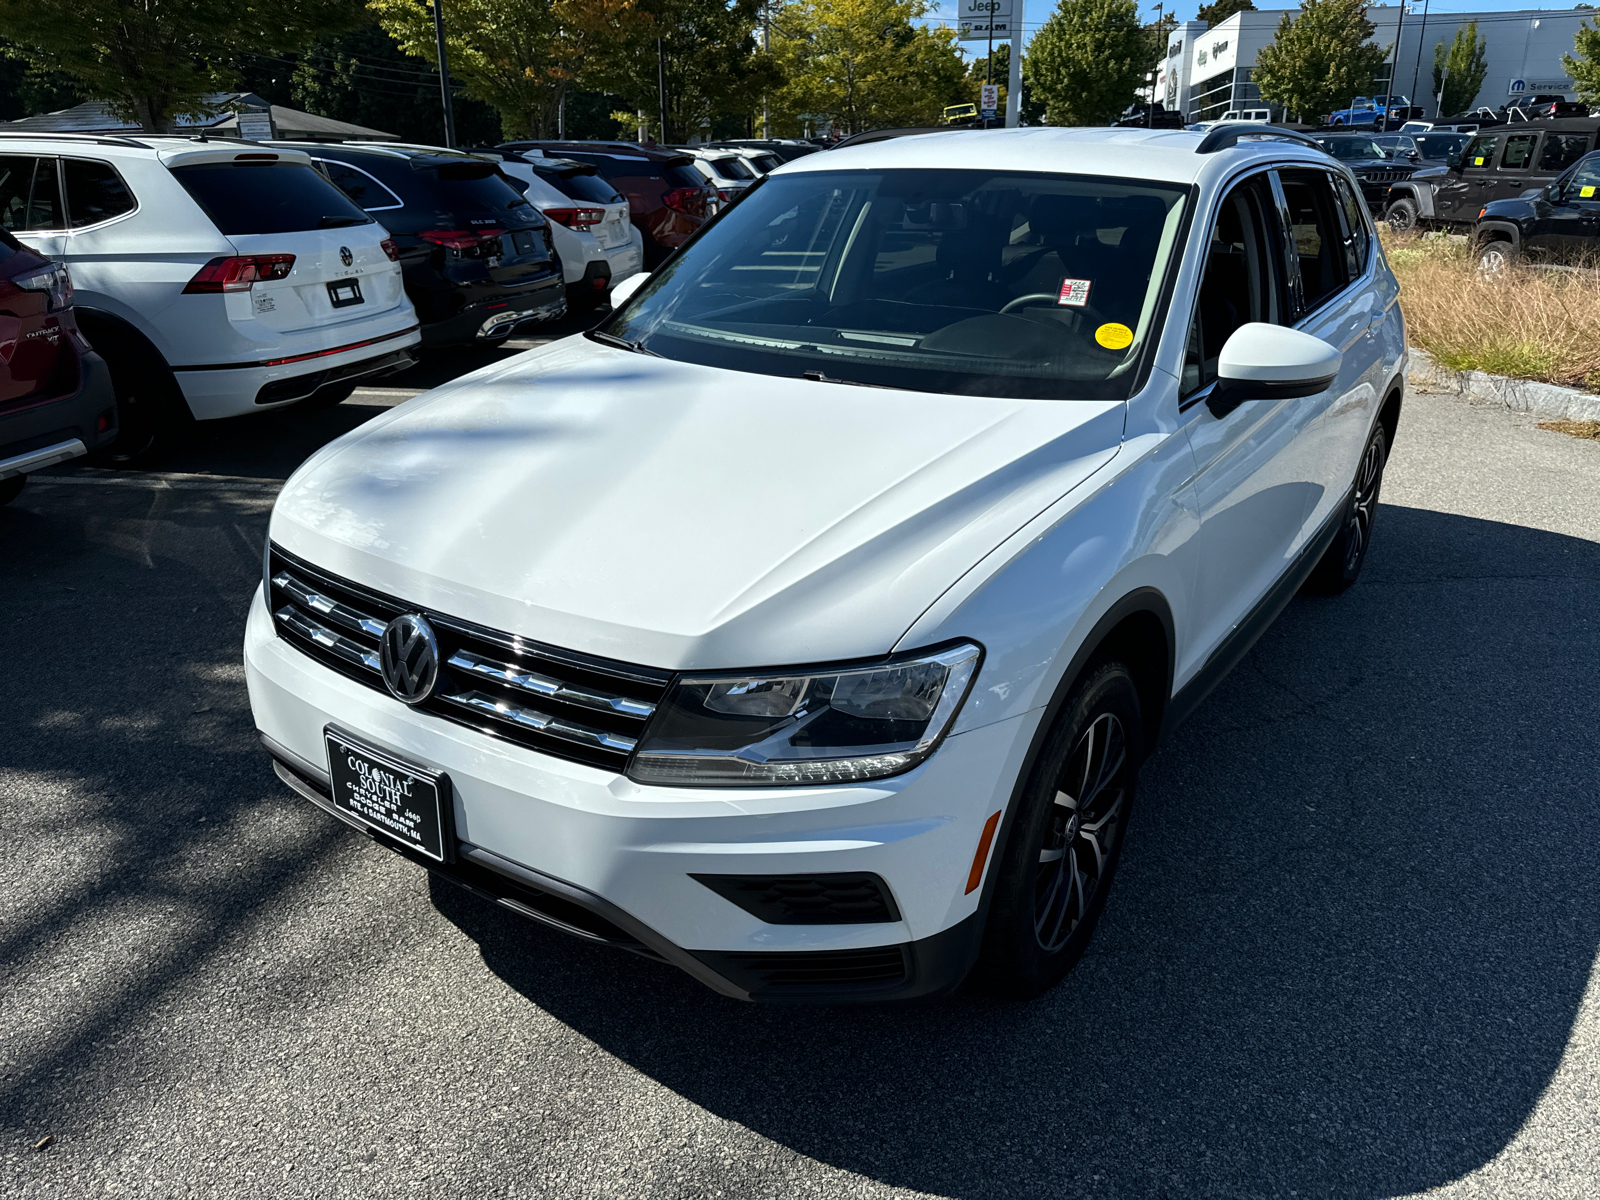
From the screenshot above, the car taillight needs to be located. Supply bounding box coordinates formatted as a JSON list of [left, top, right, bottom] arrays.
[[15, 262, 73, 311], [544, 207, 606, 230], [182, 255, 295, 293], [717, 189, 732, 203], [661, 188, 704, 215], [420, 228, 503, 253], [380, 237, 400, 261]]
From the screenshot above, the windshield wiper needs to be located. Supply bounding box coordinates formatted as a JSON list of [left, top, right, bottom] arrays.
[[801, 370, 911, 391], [585, 329, 661, 357]]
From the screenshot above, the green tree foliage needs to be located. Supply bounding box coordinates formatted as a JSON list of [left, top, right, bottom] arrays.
[[0, 0, 364, 130], [770, 0, 964, 135], [965, 41, 1009, 114], [0, 38, 79, 120], [1562, 19, 1600, 107], [593, 0, 779, 142], [1253, 0, 1388, 122], [1433, 21, 1488, 115], [1023, 0, 1149, 127], [1195, 0, 1254, 30]]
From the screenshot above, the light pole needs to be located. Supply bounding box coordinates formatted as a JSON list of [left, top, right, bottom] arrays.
[[432, 0, 457, 148]]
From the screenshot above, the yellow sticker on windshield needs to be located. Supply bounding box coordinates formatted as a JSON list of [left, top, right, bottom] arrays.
[[1473, 156, 1485, 165], [1583, 185, 1597, 198], [1095, 323, 1134, 350]]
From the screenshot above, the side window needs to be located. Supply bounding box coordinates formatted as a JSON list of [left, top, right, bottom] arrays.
[[1563, 157, 1600, 200], [23, 158, 63, 230], [0, 156, 33, 230], [62, 158, 136, 227], [1539, 134, 1591, 173], [1332, 175, 1370, 278], [1276, 169, 1348, 314], [316, 159, 403, 211], [1463, 135, 1499, 171], [1182, 176, 1281, 396], [1502, 133, 1538, 171]]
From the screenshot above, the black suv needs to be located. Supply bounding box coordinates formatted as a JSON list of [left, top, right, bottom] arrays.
[[1383, 118, 1600, 233], [284, 142, 565, 345], [1313, 133, 1420, 212], [1474, 149, 1600, 270]]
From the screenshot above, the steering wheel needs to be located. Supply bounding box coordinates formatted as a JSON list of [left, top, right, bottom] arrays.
[[999, 293, 1060, 313]]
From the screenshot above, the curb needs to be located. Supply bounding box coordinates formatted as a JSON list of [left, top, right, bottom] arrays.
[[1407, 348, 1600, 423]]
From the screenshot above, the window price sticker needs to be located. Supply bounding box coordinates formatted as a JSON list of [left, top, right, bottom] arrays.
[[1057, 278, 1092, 307], [1582, 185, 1597, 198]]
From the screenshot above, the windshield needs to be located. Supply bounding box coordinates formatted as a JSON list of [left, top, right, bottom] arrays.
[[604, 169, 1189, 401], [1318, 138, 1386, 161], [1416, 133, 1469, 159]]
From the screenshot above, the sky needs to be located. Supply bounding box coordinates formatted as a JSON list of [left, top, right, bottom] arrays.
[[922, 0, 1596, 58]]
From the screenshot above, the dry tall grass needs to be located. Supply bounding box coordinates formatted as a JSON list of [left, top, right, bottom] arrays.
[[1382, 232, 1600, 392]]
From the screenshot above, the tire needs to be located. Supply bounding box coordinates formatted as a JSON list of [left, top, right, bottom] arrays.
[[1477, 239, 1517, 275], [0, 473, 25, 507], [1385, 196, 1420, 234], [1306, 421, 1388, 594], [80, 322, 190, 468], [973, 660, 1143, 999]]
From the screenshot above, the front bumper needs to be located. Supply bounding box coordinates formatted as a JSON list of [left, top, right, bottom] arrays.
[[243, 586, 1023, 1002]]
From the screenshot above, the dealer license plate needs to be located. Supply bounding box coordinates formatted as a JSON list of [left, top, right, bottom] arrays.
[[325, 728, 451, 862], [327, 279, 364, 308]]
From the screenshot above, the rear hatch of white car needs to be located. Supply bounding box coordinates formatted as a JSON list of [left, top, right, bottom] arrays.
[[533, 161, 633, 251], [162, 149, 407, 335]]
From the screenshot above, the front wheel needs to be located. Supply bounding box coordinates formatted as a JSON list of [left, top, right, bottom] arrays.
[[973, 660, 1142, 999], [1384, 197, 1420, 234], [1477, 239, 1517, 275], [1306, 422, 1387, 594]]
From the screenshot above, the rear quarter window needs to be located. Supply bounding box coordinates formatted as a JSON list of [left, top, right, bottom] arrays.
[[63, 159, 136, 226], [663, 163, 706, 189], [172, 161, 373, 234]]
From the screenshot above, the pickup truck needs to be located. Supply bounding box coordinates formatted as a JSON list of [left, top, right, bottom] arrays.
[[1329, 96, 1423, 127]]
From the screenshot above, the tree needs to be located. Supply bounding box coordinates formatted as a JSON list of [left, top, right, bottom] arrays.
[[1195, 0, 1254, 30], [1023, 0, 1149, 127], [1253, 0, 1388, 123], [1563, 19, 1600, 107], [1433, 21, 1488, 115], [370, 0, 651, 140], [965, 43, 1009, 115], [770, 0, 964, 135], [0, 0, 364, 131]]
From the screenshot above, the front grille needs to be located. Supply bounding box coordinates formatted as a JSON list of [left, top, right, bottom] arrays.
[[1357, 168, 1409, 183], [691, 873, 902, 924], [266, 544, 670, 772]]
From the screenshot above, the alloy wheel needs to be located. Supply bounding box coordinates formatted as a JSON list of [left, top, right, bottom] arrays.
[[1034, 711, 1129, 953], [1478, 245, 1512, 276], [1342, 432, 1384, 574]]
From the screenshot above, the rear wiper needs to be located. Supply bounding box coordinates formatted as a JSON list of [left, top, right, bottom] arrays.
[[318, 215, 369, 228], [507, 196, 530, 208], [801, 370, 910, 391], [585, 329, 661, 357]]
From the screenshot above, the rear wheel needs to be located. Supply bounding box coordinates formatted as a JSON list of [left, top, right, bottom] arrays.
[[1306, 422, 1387, 594], [974, 660, 1142, 999], [80, 322, 190, 467], [0, 474, 25, 506], [1384, 196, 1420, 234]]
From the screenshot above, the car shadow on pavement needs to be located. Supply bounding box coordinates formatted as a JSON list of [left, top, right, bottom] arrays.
[[433, 502, 1600, 1199]]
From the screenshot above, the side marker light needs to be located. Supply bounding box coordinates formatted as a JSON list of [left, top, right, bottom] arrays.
[[965, 811, 1002, 894]]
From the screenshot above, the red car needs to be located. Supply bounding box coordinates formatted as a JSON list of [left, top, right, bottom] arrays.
[[0, 229, 117, 506]]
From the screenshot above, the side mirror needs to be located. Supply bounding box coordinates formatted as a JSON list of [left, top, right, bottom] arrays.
[[1446, 150, 1464, 170], [1212, 324, 1341, 415], [609, 272, 649, 309]]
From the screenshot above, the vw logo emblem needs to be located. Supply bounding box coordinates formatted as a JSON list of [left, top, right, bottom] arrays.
[[379, 614, 440, 705], [339, 245, 353, 267]]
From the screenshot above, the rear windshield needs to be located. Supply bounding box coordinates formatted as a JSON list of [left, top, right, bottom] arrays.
[[709, 156, 755, 180], [418, 163, 537, 220], [172, 161, 373, 234], [606, 169, 1189, 402], [535, 168, 623, 205]]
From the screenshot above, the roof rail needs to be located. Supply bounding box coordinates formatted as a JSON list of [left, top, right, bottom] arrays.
[[1196, 124, 1324, 155], [0, 130, 150, 149]]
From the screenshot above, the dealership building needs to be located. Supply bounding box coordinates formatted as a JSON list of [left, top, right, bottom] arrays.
[[1154, 6, 1594, 123]]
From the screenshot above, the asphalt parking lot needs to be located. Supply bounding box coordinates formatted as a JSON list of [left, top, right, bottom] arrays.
[[3, 333, 1598, 1198]]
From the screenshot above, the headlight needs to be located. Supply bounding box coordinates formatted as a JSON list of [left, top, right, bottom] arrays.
[[628, 642, 982, 787]]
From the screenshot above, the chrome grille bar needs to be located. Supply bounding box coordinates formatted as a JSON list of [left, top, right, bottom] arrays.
[[446, 649, 656, 719], [272, 572, 387, 639], [439, 689, 639, 753], [275, 606, 381, 675]]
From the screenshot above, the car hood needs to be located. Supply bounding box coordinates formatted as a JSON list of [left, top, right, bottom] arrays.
[[270, 338, 1125, 670]]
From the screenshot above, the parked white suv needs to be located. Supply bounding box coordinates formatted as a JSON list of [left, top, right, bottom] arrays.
[[0, 134, 421, 461], [246, 126, 1406, 1003]]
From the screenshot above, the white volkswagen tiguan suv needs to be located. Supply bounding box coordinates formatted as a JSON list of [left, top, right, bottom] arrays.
[[0, 135, 421, 461], [246, 126, 1406, 1003]]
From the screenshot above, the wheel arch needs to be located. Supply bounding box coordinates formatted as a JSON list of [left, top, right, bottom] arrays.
[[1386, 182, 1434, 219], [1472, 220, 1521, 252], [74, 307, 175, 374]]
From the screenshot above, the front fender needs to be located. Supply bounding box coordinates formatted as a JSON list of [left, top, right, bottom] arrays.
[[1388, 182, 1435, 218], [1472, 220, 1522, 251]]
